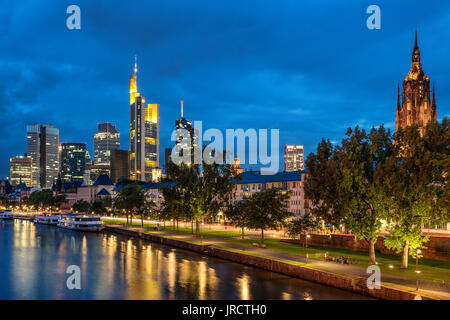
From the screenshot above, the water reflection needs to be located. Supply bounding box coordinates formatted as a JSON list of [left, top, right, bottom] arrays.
[[0, 220, 370, 300]]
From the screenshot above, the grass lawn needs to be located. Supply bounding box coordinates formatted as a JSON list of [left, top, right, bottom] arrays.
[[227, 238, 450, 284], [102, 218, 250, 239]]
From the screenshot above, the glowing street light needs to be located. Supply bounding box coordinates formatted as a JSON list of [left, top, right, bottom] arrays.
[[415, 249, 422, 291], [305, 234, 311, 264]]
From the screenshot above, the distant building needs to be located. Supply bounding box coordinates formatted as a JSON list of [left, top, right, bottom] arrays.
[[174, 101, 198, 165], [110, 149, 130, 183], [9, 156, 33, 187], [284, 145, 304, 172], [129, 56, 160, 182], [89, 164, 110, 184], [164, 147, 172, 169], [94, 122, 120, 165], [233, 158, 244, 176], [396, 31, 437, 137], [60, 143, 86, 183], [27, 124, 60, 188], [77, 174, 114, 204]]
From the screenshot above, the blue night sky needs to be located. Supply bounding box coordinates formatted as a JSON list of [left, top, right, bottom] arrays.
[[0, 0, 449, 178]]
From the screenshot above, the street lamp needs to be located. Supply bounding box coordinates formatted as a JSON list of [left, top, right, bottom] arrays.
[[305, 234, 311, 264], [415, 249, 422, 291]]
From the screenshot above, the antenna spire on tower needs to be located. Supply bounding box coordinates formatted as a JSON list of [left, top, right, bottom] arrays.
[[134, 55, 137, 75], [181, 100, 184, 117]]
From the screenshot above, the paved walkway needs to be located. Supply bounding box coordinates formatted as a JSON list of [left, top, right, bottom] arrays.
[[109, 224, 450, 300]]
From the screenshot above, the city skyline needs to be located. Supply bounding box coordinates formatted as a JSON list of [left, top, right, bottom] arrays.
[[1, 1, 450, 179]]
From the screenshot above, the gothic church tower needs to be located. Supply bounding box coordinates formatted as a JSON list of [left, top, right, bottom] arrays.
[[395, 31, 437, 136]]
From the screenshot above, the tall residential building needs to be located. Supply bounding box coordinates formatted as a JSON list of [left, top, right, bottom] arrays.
[[60, 143, 86, 183], [26, 124, 60, 188], [94, 122, 120, 165], [396, 31, 437, 137], [129, 56, 160, 182], [174, 101, 198, 165], [284, 145, 304, 172], [110, 149, 130, 183], [9, 156, 33, 187]]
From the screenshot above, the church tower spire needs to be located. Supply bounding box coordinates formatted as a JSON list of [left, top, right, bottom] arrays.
[[411, 30, 421, 68], [396, 31, 437, 136]]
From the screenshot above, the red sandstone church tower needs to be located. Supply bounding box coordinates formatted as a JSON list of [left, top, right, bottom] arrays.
[[395, 31, 437, 136]]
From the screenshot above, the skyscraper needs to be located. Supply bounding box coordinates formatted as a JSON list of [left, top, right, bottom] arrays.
[[110, 149, 130, 183], [129, 56, 160, 182], [284, 145, 304, 172], [396, 31, 437, 137], [94, 122, 120, 165], [60, 143, 86, 183], [27, 124, 60, 188], [174, 101, 198, 165], [9, 156, 33, 187]]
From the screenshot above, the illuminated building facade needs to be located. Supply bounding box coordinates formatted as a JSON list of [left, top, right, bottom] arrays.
[[27, 124, 60, 188], [9, 156, 33, 187], [284, 145, 304, 172], [60, 143, 86, 183], [129, 57, 160, 182], [174, 101, 198, 165], [94, 122, 120, 165], [396, 31, 437, 136]]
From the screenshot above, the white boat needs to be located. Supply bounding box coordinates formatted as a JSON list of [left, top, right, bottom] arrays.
[[0, 210, 13, 220], [57, 213, 104, 232], [34, 213, 60, 225]]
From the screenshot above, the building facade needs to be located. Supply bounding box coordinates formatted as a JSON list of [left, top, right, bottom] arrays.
[[60, 143, 87, 183], [173, 101, 198, 165], [395, 31, 437, 136], [9, 156, 33, 187], [110, 149, 130, 183], [129, 57, 160, 182], [284, 145, 304, 172], [94, 122, 120, 165], [26, 124, 60, 188]]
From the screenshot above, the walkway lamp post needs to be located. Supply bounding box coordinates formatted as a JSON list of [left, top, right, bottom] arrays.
[[305, 234, 311, 264], [415, 249, 422, 291]]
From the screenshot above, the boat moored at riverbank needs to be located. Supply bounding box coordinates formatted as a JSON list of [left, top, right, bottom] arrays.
[[57, 213, 104, 231], [34, 213, 60, 225], [0, 210, 13, 220]]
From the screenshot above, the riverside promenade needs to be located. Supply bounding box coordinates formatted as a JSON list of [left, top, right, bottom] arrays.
[[103, 221, 450, 300]]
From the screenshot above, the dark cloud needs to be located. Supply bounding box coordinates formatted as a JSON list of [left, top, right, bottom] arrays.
[[0, 0, 449, 178]]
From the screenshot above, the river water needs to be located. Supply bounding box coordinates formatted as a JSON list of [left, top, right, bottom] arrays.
[[0, 220, 369, 300]]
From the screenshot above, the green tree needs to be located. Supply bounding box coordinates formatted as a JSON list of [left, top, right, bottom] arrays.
[[244, 188, 293, 244], [72, 199, 91, 213], [304, 139, 346, 230], [305, 126, 393, 265], [165, 158, 237, 237], [384, 119, 449, 268], [287, 212, 320, 240], [225, 200, 248, 239]]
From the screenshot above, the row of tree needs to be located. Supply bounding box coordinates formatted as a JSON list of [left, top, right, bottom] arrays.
[[22, 190, 67, 211], [303, 119, 449, 268]]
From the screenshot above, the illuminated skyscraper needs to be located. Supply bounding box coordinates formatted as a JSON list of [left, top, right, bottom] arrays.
[[174, 101, 198, 165], [60, 143, 86, 183], [284, 145, 304, 172], [94, 122, 120, 165], [26, 124, 60, 188], [9, 156, 33, 187], [129, 56, 160, 182]]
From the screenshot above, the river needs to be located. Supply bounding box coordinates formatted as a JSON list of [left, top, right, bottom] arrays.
[[0, 220, 369, 300]]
